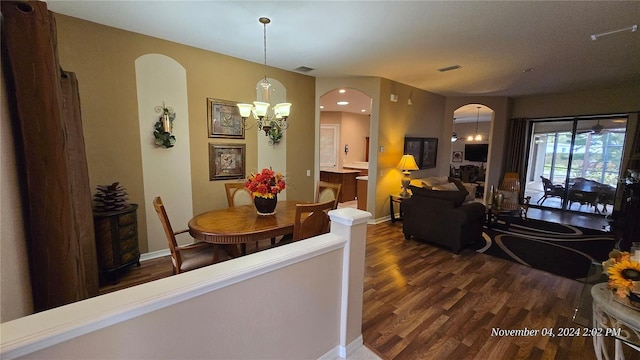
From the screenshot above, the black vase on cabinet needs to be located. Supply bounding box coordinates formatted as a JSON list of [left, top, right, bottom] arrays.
[[93, 204, 140, 284]]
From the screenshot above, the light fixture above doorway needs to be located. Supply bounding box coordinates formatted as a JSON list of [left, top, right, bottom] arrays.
[[467, 106, 483, 141]]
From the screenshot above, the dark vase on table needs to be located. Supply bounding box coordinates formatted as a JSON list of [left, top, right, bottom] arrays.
[[254, 195, 277, 215]]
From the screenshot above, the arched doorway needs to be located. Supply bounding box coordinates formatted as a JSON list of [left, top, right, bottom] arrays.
[[451, 104, 494, 200], [319, 88, 372, 209]]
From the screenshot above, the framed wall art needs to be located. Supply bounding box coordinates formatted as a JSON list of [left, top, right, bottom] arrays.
[[207, 98, 245, 139], [403, 137, 422, 166], [209, 143, 246, 180], [403, 137, 439, 169], [452, 151, 463, 163], [421, 138, 438, 169]]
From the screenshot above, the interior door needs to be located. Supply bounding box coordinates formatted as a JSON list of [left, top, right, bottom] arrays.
[[320, 124, 339, 168]]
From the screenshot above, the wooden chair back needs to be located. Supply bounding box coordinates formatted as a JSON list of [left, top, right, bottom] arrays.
[[293, 200, 335, 241], [225, 182, 253, 207], [316, 181, 342, 209], [499, 173, 531, 220], [152, 196, 181, 270]]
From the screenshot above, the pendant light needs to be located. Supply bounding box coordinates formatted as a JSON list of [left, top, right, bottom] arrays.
[[237, 17, 292, 141], [467, 106, 482, 141]]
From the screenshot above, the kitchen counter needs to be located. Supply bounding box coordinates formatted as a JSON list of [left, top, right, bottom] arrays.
[[320, 170, 359, 202], [319, 168, 361, 174]]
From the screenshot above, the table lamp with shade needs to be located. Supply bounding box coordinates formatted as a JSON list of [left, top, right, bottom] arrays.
[[397, 154, 419, 198]]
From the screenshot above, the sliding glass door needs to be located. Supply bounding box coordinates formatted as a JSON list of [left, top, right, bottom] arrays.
[[525, 117, 627, 215]]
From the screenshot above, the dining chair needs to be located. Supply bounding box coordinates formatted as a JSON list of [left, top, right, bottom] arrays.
[[153, 196, 219, 274], [224, 182, 253, 207], [224, 182, 275, 252], [499, 172, 531, 220], [293, 199, 335, 241], [316, 181, 342, 209]]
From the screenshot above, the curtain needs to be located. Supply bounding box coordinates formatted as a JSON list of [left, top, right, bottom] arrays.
[[503, 118, 528, 193]]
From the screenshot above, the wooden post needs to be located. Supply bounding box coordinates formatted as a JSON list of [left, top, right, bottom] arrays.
[[2, 0, 98, 311]]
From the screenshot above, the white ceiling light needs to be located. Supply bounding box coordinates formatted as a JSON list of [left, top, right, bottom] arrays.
[[339, 89, 346, 93], [337, 101, 349, 106]]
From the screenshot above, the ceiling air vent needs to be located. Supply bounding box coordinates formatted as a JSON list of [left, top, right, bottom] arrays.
[[294, 66, 314, 73], [438, 65, 461, 72]]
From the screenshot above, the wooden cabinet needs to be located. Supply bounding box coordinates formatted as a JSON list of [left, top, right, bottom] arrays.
[[93, 204, 140, 283], [612, 183, 640, 251], [320, 170, 359, 203], [357, 177, 368, 211]]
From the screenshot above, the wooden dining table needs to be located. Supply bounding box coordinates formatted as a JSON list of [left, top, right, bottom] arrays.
[[188, 200, 299, 257]]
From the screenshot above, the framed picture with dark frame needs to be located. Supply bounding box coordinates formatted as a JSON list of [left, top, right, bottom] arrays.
[[452, 151, 463, 163], [209, 143, 246, 180], [403, 137, 423, 167], [422, 138, 438, 169], [403, 137, 438, 169], [207, 98, 245, 139]]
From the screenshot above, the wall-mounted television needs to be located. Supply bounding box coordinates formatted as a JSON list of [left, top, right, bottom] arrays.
[[464, 143, 488, 162]]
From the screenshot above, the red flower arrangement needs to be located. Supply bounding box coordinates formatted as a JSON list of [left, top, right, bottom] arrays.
[[245, 168, 286, 199]]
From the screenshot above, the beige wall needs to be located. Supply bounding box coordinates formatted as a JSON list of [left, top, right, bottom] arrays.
[[1, 58, 34, 322], [341, 112, 370, 165], [376, 79, 447, 220], [511, 84, 640, 118], [53, 14, 316, 252], [320, 111, 370, 169]]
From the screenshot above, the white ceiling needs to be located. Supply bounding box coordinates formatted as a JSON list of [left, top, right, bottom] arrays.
[[47, 0, 640, 118]]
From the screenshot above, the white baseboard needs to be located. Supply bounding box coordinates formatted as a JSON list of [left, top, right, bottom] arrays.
[[318, 335, 364, 360], [139, 249, 170, 262]]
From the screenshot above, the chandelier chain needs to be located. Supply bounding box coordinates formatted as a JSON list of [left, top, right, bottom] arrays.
[[263, 19, 268, 80]]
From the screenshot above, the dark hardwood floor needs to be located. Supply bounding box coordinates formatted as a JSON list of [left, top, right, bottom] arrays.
[[100, 212, 612, 359]]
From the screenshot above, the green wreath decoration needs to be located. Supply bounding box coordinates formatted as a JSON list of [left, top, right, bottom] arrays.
[[267, 121, 283, 145], [154, 104, 176, 148]]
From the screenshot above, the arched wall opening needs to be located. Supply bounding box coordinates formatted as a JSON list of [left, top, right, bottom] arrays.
[[319, 88, 372, 210], [451, 103, 495, 201]]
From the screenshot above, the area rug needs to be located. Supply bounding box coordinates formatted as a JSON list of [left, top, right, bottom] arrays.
[[472, 218, 616, 280]]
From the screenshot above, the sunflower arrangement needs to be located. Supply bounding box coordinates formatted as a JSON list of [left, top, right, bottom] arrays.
[[603, 250, 640, 307], [245, 168, 286, 199]]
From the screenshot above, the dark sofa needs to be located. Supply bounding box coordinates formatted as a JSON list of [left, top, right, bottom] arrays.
[[402, 185, 486, 253]]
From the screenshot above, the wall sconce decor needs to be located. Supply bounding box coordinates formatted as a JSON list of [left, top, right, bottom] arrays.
[[237, 17, 291, 146], [154, 103, 176, 148]]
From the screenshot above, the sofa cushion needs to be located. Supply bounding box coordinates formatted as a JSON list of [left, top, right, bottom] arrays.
[[432, 182, 459, 191], [448, 177, 467, 192], [409, 185, 467, 207], [420, 176, 450, 188]]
